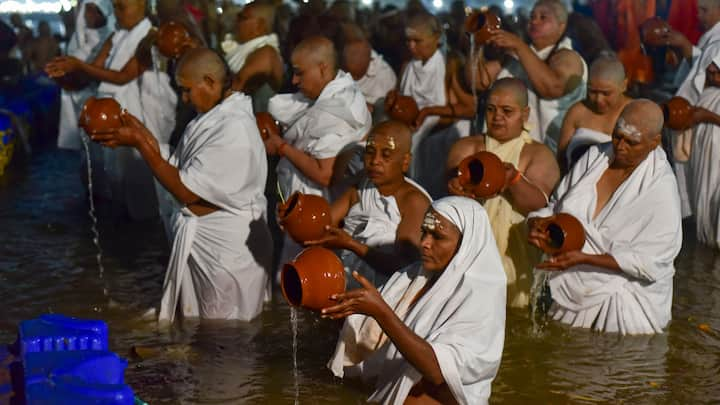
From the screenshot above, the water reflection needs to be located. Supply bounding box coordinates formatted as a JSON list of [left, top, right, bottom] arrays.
[[1, 147, 719, 403]]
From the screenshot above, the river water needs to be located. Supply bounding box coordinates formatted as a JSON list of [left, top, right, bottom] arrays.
[[1, 145, 718, 404]]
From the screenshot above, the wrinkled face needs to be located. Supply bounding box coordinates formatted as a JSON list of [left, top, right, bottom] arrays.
[[528, 4, 565, 46], [420, 209, 461, 272], [291, 51, 326, 100], [84, 3, 107, 29], [611, 116, 660, 168], [707, 62, 720, 87], [586, 78, 625, 114], [486, 88, 528, 142], [175, 71, 221, 114], [363, 131, 409, 186], [113, 0, 145, 30], [698, 0, 720, 32], [405, 26, 439, 63], [235, 6, 261, 44]]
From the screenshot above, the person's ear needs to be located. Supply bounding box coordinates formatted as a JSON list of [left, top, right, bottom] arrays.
[[521, 106, 530, 124]]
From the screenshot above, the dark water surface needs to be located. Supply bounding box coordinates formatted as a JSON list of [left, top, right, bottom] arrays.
[[1, 146, 718, 404]]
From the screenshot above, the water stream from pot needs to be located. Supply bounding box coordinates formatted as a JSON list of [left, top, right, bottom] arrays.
[[469, 34, 478, 133], [80, 134, 106, 296], [291, 306, 300, 404]]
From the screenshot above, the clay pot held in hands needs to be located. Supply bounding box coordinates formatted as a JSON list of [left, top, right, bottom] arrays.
[[540, 213, 586, 255], [464, 10, 502, 47], [156, 21, 193, 59], [456, 151, 506, 198], [278, 192, 331, 244], [255, 112, 280, 140], [385, 93, 419, 126], [640, 17, 671, 48], [78, 97, 122, 135], [281, 246, 346, 311], [661, 96, 694, 130]]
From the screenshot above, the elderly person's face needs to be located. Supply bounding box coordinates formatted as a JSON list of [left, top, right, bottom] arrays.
[[486, 88, 528, 142], [698, 0, 720, 32], [363, 131, 410, 187], [527, 3, 565, 46], [586, 77, 625, 114], [175, 69, 222, 114], [405, 25, 439, 63], [291, 50, 327, 100], [420, 209, 461, 272], [611, 116, 661, 168]]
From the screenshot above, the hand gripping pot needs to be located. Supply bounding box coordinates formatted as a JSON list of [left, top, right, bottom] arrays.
[[78, 97, 122, 135], [255, 112, 280, 140], [640, 17, 671, 48], [661, 96, 694, 130], [386, 94, 419, 126], [281, 247, 346, 311], [456, 151, 506, 198], [157, 21, 193, 59], [464, 10, 502, 46], [540, 213, 586, 255], [278, 192, 331, 243]]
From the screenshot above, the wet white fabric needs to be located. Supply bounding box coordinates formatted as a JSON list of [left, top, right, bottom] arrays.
[[159, 93, 271, 322], [329, 196, 506, 405], [357, 49, 397, 121], [565, 127, 611, 169], [58, 0, 115, 150], [498, 38, 588, 151], [529, 143, 682, 334], [399, 49, 446, 179], [222, 33, 280, 73], [340, 177, 430, 289], [688, 86, 720, 249]]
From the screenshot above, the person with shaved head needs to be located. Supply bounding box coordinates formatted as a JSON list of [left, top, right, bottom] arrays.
[[265, 35, 372, 270], [528, 99, 682, 334], [342, 36, 397, 122], [305, 121, 431, 288], [222, 1, 283, 112], [92, 47, 272, 322], [558, 55, 631, 171], [446, 78, 560, 308]]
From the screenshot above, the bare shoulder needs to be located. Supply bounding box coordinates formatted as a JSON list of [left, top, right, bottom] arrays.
[[549, 49, 584, 71], [248, 45, 282, 63], [397, 182, 431, 214], [451, 135, 486, 153], [522, 140, 556, 163]]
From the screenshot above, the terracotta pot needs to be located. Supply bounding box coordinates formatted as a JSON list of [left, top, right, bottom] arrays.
[[281, 246, 346, 311], [157, 21, 193, 59], [386, 94, 419, 126], [661, 96, 694, 130], [255, 112, 280, 140], [78, 97, 122, 135], [540, 213, 585, 255], [464, 10, 501, 47], [456, 151, 506, 198], [640, 17, 671, 48], [278, 192, 331, 244]]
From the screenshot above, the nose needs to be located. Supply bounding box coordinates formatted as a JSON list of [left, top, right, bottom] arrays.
[[420, 233, 432, 251]]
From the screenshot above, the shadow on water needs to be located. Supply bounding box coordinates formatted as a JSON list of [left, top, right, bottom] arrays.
[[1, 146, 719, 403]]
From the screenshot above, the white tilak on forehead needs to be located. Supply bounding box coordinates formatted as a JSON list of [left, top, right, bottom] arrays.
[[615, 117, 643, 141], [422, 211, 442, 231]]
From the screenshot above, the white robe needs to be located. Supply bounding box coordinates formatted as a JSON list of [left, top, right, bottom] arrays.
[[357, 49, 397, 122], [565, 127, 611, 169], [689, 86, 720, 249], [498, 37, 588, 152], [329, 197, 506, 405], [399, 49, 446, 179], [159, 93, 272, 322], [222, 33, 280, 74], [529, 144, 682, 335], [340, 177, 430, 289], [57, 0, 115, 150]]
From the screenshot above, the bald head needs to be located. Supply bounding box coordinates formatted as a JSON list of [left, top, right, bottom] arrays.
[[618, 99, 664, 139], [343, 39, 371, 80], [589, 55, 626, 86], [489, 78, 529, 108], [244, 2, 276, 33], [176, 47, 228, 86], [533, 0, 569, 24], [292, 36, 338, 73], [407, 12, 441, 38], [368, 120, 412, 155]]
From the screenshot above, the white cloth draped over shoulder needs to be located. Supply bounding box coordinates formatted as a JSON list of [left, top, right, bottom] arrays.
[[399, 49, 446, 179], [529, 144, 682, 334], [222, 33, 280, 74], [566, 127, 611, 169], [497, 37, 588, 152], [357, 49, 397, 122], [329, 197, 506, 405], [689, 85, 720, 249], [340, 177, 431, 289], [159, 93, 272, 322], [57, 0, 115, 150]]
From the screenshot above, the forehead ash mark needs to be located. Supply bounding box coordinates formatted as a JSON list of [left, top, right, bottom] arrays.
[[615, 117, 643, 141], [422, 211, 442, 232]]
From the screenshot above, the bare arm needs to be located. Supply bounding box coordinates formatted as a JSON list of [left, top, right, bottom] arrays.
[[329, 186, 359, 226], [691, 106, 720, 127], [505, 144, 560, 215], [516, 48, 584, 99], [465, 48, 503, 92], [281, 143, 336, 187], [231, 46, 284, 93], [557, 104, 581, 168]]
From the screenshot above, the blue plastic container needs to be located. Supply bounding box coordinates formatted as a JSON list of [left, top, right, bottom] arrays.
[[18, 314, 109, 355]]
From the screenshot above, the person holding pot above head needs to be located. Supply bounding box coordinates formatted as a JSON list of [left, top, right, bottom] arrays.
[[385, 12, 446, 183], [446, 78, 559, 308], [265, 35, 372, 275], [468, 0, 587, 153], [305, 121, 431, 289], [91, 48, 272, 322], [527, 100, 682, 335], [557, 55, 631, 172], [326, 196, 506, 405]]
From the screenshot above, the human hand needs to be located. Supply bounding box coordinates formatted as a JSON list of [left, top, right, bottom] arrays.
[[502, 162, 521, 192], [44, 56, 82, 78], [263, 132, 285, 155], [413, 107, 430, 129], [304, 225, 356, 250], [489, 29, 524, 52], [661, 30, 693, 58], [536, 250, 589, 271], [90, 110, 151, 150], [384, 89, 398, 114], [527, 216, 554, 250], [320, 271, 387, 319]]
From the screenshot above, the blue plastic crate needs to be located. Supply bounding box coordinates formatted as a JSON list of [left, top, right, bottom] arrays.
[[18, 314, 108, 355]]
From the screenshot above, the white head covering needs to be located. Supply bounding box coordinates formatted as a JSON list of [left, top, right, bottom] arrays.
[[67, 0, 116, 59]]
